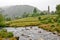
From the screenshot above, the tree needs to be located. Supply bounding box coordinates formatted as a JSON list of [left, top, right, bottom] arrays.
[[33, 8, 37, 13], [51, 11, 55, 15], [6, 17, 11, 21], [32, 13, 40, 17], [56, 4, 60, 15], [40, 12, 45, 15], [22, 12, 26, 18], [56, 4, 60, 11], [22, 12, 29, 18]]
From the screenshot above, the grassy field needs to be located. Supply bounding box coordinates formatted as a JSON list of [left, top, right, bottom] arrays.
[[6, 15, 58, 26], [5, 17, 40, 27], [5, 15, 60, 34]]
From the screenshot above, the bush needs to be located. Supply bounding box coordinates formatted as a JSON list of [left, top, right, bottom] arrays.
[[57, 18, 60, 23], [55, 28, 60, 33], [38, 17, 41, 20], [40, 17, 53, 24], [0, 29, 13, 38], [1, 29, 7, 32], [53, 17, 57, 22], [7, 32, 13, 38], [50, 25, 55, 27], [48, 19, 53, 23], [56, 23, 60, 26], [0, 14, 6, 27]]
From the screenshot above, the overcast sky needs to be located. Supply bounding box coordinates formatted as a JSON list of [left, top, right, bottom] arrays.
[[0, 0, 60, 11]]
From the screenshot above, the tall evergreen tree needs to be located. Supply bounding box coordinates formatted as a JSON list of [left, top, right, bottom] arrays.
[[56, 4, 60, 15], [33, 8, 37, 13]]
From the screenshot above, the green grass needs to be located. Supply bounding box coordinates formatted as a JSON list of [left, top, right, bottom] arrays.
[[0, 29, 13, 38], [5, 17, 40, 27], [5, 15, 60, 34]]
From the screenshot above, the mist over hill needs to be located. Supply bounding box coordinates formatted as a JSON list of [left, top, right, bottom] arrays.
[[1, 5, 40, 18]]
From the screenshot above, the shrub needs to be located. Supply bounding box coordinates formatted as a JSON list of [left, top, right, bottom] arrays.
[[56, 23, 60, 26], [1, 29, 7, 32], [0, 14, 6, 27], [0, 29, 13, 38], [50, 25, 55, 27], [0, 22, 6, 27], [38, 17, 41, 20], [48, 19, 53, 23], [53, 18, 57, 22], [55, 28, 60, 33], [57, 18, 60, 23], [7, 32, 13, 38]]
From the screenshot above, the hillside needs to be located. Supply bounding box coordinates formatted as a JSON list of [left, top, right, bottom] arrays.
[[1, 5, 40, 18]]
